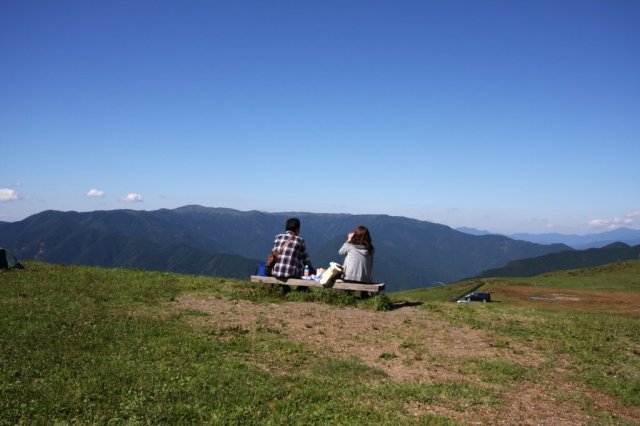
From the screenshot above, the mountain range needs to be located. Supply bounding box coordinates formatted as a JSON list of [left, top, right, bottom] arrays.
[[457, 226, 640, 249], [0, 205, 571, 291]]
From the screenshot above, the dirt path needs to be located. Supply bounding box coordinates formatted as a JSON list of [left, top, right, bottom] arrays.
[[173, 295, 639, 425]]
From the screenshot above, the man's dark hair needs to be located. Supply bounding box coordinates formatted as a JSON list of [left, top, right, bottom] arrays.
[[286, 218, 301, 232]]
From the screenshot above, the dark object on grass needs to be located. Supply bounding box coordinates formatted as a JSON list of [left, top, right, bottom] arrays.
[[0, 247, 24, 270], [458, 292, 491, 303]]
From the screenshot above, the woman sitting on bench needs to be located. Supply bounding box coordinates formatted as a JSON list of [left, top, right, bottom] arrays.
[[339, 225, 374, 283]]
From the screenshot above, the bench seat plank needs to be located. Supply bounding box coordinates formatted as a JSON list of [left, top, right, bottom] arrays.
[[249, 275, 384, 293]]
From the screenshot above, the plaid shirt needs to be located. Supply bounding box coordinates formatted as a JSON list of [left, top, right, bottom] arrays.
[[271, 231, 312, 278]]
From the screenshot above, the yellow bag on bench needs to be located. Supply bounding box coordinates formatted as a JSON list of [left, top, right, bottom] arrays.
[[319, 262, 343, 287]]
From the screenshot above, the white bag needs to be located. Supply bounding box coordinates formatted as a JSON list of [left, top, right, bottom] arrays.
[[319, 262, 343, 287]]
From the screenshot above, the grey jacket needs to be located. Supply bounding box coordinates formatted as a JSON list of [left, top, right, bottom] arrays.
[[339, 242, 373, 283]]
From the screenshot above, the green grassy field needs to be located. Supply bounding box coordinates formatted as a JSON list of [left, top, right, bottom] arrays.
[[1, 260, 639, 424]]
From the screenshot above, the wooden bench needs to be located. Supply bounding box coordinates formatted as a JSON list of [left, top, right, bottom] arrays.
[[249, 275, 385, 293]]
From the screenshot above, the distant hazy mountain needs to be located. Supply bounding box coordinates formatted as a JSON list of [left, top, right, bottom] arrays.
[[457, 226, 640, 249], [455, 227, 492, 236], [0, 206, 571, 291], [508, 228, 640, 249], [477, 242, 640, 278]]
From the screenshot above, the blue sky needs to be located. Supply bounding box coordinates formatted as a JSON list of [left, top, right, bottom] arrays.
[[1, 0, 639, 234]]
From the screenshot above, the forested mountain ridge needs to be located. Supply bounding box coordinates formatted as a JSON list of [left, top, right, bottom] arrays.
[[0, 206, 570, 291]]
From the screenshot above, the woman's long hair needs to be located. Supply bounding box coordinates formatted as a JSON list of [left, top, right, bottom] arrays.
[[351, 226, 374, 254]]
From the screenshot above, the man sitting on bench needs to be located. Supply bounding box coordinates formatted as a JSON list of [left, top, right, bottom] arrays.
[[271, 217, 315, 279]]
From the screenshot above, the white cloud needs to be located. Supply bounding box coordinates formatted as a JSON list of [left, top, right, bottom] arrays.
[[588, 219, 609, 229], [626, 211, 640, 219], [0, 188, 20, 202], [588, 211, 640, 230], [86, 188, 106, 198], [121, 193, 143, 203]]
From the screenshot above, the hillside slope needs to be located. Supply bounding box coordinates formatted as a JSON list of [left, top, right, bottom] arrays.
[[476, 242, 640, 279], [394, 259, 640, 310]]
